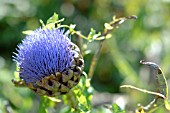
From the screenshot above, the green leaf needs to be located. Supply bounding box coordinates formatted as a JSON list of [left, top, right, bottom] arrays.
[[47, 97, 61, 102], [165, 100, 170, 111], [38, 96, 49, 113], [40, 13, 65, 29], [22, 30, 34, 35], [109, 15, 137, 28], [14, 66, 19, 78], [40, 19, 45, 27], [87, 28, 101, 42], [87, 28, 96, 41], [70, 24, 76, 29], [69, 24, 76, 33], [46, 13, 59, 24], [105, 34, 112, 39], [45, 23, 55, 29], [62, 77, 93, 112], [112, 103, 125, 113], [104, 23, 113, 30]]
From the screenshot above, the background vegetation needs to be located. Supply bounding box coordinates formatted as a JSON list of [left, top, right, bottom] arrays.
[[1, 0, 170, 112]]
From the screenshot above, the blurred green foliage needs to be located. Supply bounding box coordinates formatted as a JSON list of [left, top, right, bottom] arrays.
[[1, 0, 170, 113]]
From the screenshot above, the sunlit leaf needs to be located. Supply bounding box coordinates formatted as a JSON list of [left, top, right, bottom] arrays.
[[112, 16, 116, 21], [83, 50, 91, 55], [110, 15, 137, 28], [22, 30, 34, 35], [47, 97, 61, 102], [38, 96, 49, 113], [46, 13, 59, 24], [112, 103, 125, 113], [14, 67, 19, 78], [62, 77, 93, 112], [87, 28, 96, 42], [70, 24, 76, 29], [40, 19, 45, 27], [87, 28, 101, 42], [165, 100, 170, 110], [45, 23, 55, 29], [104, 23, 113, 30], [136, 109, 145, 113], [96, 36, 105, 40], [105, 34, 112, 39]]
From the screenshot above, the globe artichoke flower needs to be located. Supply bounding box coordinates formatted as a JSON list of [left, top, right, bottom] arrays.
[[13, 28, 84, 97]]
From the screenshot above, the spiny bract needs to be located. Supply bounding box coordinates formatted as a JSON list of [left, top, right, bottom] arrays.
[[13, 28, 84, 97]]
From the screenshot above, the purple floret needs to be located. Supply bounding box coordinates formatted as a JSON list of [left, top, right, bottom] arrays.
[[14, 28, 74, 83]]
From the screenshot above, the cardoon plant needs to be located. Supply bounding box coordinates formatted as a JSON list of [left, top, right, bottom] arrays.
[[12, 28, 84, 97], [12, 13, 158, 113]]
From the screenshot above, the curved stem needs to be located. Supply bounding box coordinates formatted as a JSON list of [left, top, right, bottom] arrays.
[[88, 40, 104, 78], [88, 16, 137, 78], [120, 85, 166, 99]]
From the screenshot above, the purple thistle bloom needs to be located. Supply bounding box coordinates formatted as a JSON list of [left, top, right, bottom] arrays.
[[14, 28, 72, 83], [13, 28, 84, 96]]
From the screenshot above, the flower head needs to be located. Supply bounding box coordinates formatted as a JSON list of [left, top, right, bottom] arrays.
[[13, 28, 84, 96]]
